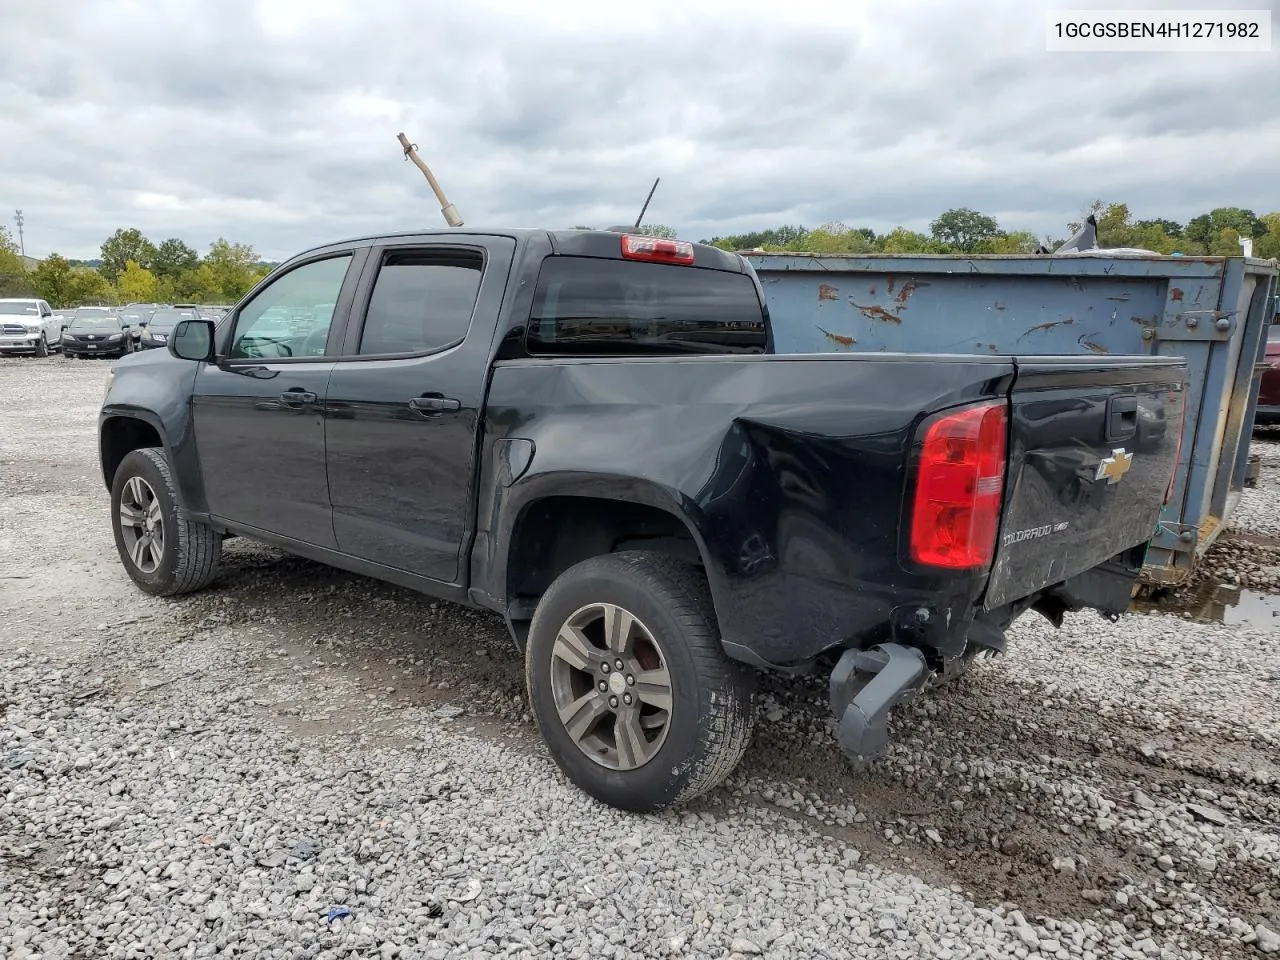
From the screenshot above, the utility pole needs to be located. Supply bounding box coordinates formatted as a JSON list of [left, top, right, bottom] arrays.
[[13, 210, 24, 257]]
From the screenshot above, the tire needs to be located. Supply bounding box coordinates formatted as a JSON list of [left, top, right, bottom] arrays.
[[525, 551, 756, 812], [34, 335, 48, 358], [110, 447, 222, 596]]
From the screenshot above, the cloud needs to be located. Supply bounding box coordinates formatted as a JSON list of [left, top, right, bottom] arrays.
[[1, 0, 1277, 259]]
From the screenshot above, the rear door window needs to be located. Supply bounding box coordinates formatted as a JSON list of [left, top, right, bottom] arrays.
[[357, 249, 484, 356], [527, 257, 767, 355]]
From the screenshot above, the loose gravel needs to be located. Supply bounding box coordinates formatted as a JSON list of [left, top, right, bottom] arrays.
[[2, 356, 1279, 960]]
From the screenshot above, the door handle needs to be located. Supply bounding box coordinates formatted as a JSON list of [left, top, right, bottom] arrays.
[[409, 395, 461, 414], [1107, 395, 1138, 441], [280, 389, 317, 406]]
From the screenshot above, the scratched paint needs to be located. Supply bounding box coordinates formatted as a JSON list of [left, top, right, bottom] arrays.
[[817, 284, 840, 301], [849, 302, 902, 324], [817, 326, 856, 348], [1171, 287, 1184, 302], [1018, 317, 1076, 339], [895, 278, 928, 304]]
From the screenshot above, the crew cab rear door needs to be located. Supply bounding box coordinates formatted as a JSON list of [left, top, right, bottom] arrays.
[[983, 356, 1187, 610], [323, 235, 516, 584]]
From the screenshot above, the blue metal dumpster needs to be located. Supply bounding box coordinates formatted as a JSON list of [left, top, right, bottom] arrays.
[[746, 252, 1280, 588]]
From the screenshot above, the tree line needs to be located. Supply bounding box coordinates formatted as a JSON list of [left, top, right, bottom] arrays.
[[0, 227, 275, 308], [697, 202, 1280, 258], [3, 203, 1276, 309]]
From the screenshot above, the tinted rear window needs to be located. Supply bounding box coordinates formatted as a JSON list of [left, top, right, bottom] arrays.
[[527, 257, 767, 356]]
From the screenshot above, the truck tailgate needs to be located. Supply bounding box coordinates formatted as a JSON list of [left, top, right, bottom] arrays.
[[984, 356, 1187, 610]]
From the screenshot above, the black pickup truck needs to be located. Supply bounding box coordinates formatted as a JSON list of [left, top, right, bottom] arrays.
[[98, 228, 1187, 811]]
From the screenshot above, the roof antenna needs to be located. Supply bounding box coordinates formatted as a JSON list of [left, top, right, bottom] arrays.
[[397, 132, 464, 227], [633, 177, 660, 230]]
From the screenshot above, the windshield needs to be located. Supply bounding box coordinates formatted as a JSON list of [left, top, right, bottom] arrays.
[[147, 308, 198, 332], [0, 301, 38, 316], [69, 315, 122, 332], [119, 310, 150, 324]]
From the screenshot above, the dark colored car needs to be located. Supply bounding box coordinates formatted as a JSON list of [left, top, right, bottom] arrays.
[[139, 307, 200, 349], [62, 309, 138, 358], [120, 304, 160, 331], [97, 228, 1187, 812], [1256, 323, 1280, 425]]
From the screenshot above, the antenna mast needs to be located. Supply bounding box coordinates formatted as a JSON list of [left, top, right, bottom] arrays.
[[633, 178, 660, 230]]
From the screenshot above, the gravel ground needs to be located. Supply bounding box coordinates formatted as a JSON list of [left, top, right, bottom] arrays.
[[2, 356, 1279, 960]]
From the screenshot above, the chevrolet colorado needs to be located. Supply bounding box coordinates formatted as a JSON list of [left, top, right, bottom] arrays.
[[98, 228, 1187, 811]]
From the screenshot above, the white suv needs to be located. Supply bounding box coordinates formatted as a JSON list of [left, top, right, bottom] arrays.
[[0, 298, 62, 357]]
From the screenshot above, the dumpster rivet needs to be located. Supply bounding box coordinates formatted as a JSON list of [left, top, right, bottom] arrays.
[[1141, 328, 1154, 340], [1214, 317, 1230, 331], [1185, 317, 1198, 328], [1179, 531, 1194, 543]]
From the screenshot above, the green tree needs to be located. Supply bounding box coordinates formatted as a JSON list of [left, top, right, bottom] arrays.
[[0, 248, 34, 297], [152, 238, 199, 278], [879, 227, 944, 254], [776, 221, 873, 254], [67, 268, 113, 305], [636, 224, 678, 239], [973, 231, 1042, 254], [1184, 214, 1214, 252], [0, 225, 18, 254], [1135, 218, 1182, 238], [1255, 213, 1280, 260], [116, 260, 159, 303], [1208, 207, 1267, 238], [174, 264, 222, 302], [204, 238, 261, 300], [929, 208, 1000, 252], [100, 228, 157, 282], [32, 254, 76, 307]]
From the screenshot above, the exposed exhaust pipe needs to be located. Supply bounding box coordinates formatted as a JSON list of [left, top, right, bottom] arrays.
[[397, 132, 463, 228]]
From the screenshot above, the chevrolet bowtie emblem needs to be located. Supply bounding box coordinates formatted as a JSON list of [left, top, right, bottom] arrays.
[[1096, 448, 1133, 484]]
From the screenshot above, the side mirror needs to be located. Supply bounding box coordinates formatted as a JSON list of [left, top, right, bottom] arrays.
[[169, 319, 217, 362]]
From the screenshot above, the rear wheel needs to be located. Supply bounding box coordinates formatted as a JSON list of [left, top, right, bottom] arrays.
[[110, 447, 222, 596], [525, 551, 756, 812]]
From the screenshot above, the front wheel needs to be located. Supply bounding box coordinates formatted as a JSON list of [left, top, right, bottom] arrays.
[[525, 551, 756, 812], [34, 335, 48, 358], [110, 447, 222, 596]]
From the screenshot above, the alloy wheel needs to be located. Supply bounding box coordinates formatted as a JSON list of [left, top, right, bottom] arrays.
[[549, 602, 674, 770]]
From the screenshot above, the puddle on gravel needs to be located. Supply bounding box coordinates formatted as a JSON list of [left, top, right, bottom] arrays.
[[1132, 580, 1280, 626]]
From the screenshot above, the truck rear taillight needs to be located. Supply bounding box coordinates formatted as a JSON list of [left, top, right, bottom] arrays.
[[621, 234, 695, 265], [909, 401, 1007, 570]]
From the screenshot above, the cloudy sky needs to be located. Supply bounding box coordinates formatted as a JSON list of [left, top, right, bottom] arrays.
[[2, 0, 1277, 260]]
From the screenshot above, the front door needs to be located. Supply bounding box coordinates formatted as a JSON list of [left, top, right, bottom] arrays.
[[192, 251, 362, 547], [324, 237, 515, 582]]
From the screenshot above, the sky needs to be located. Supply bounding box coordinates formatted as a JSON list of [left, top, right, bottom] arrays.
[[2, 0, 1278, 261]]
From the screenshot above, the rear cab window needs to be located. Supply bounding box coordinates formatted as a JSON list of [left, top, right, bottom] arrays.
[[526, 257, 768, 356]]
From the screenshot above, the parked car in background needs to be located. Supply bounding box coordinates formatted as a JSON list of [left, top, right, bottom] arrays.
[[62, 309, 138, 358], [1257, 323, 1280, 425], [0, 298, 62, 357], [140, 307, 200, 349], [120, 304, 165, 330], [120, 304, 159, 331]]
